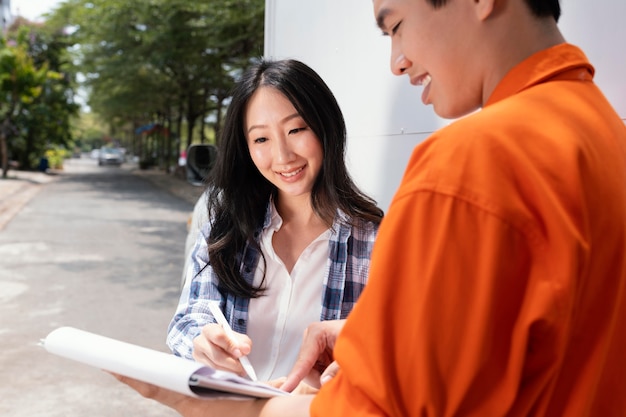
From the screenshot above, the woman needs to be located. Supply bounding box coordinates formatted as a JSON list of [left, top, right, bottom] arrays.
[[167, 59, 383, 381]]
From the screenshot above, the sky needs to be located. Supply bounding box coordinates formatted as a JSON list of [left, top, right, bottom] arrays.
[[11, 0, 64, 22]]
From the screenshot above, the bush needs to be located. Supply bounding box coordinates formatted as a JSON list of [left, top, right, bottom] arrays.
[[45, 148, 70, 170]]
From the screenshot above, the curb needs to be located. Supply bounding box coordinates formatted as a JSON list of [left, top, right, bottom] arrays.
[[129, 168, 206, 206], [0, 170, 59, 231]]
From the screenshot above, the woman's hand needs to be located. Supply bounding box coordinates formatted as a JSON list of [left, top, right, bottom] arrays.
[[192, 323, 253, 377]]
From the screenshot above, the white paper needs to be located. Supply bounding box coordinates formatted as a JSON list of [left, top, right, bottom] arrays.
[[42, 327, 288, 399]]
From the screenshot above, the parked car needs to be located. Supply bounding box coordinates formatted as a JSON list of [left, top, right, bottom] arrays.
[[98, 147, 124, 166]]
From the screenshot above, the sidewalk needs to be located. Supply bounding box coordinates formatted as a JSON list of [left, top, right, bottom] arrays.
[[130, 167, 206, 206], [0, 165, 206, 231], [0, 170, 58, 231]]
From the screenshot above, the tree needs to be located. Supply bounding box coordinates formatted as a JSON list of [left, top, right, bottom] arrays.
[[0, 35, 47, 178], [1, 18, 80, 174], [51, 0, 264, 168]]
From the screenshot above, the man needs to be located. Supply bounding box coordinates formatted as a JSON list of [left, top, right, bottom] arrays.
[[117, 0, 626, 415]]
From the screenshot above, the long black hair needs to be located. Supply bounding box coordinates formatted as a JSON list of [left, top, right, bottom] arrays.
[[205, 58, 383, 299]]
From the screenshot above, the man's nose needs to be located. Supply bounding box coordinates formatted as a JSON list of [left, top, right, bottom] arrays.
[[391, 51, 410, 76]]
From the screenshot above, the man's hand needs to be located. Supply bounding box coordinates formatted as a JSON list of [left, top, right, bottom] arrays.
[[111, 373, 267, 417], [279, 320, 345, 392], [319, 360, 340, 385], [112, 373, 314, 417], [112, 372, 207, 416]]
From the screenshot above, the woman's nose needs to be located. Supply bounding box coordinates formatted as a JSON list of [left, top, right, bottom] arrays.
[[273, 137, 295, 163]]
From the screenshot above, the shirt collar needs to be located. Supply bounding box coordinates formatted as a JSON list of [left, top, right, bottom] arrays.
[[260, 197, 351, 240], [486, 43, 595, 107], [267, 198, 283, 231]]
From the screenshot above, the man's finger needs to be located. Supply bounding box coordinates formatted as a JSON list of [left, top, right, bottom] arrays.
[[280, 349, 319, 392], [320, 361, 340, 385]]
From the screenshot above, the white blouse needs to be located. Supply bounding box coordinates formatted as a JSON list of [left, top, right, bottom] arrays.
[[247, 206, 329, 381]]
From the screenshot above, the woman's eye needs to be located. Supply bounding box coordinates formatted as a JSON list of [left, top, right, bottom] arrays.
[[253, 137, 267, 144], [288, 127, 307, 135]]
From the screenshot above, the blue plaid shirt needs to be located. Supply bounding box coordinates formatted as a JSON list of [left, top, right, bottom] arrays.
[[167, 203, 379, 360]]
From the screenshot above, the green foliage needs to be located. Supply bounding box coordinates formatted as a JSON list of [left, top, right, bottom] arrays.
[[0, 36, 43, 177], [49, 0, 264, 169], [2, 0, 264, 176], [72, 111, 108, 150], [45, 147, 70, 170], [0, 20, 80, 177]]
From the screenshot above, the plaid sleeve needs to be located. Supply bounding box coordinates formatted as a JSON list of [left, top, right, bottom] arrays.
[[322, 218, 379, 320], [166, 223, 223, 359]]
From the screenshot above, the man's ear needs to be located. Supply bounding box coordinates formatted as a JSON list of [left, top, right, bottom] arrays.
[[474, 0, 496, 21]]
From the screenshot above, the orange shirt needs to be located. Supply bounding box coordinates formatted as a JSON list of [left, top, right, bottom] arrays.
[[312, 43, 626, 416]]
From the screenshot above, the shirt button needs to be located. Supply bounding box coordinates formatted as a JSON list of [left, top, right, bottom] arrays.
[[237, 319, 246, 326]]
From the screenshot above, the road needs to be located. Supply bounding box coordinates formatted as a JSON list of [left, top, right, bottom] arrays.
[[0, 158, 193, 416]]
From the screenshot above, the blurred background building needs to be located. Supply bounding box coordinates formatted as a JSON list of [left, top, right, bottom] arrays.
[[0, 0, 11, 31]]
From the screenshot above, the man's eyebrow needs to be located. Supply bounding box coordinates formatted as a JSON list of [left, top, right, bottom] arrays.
[[376, 8, 391, 32]]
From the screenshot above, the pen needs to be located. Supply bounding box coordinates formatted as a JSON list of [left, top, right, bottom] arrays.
[[207, 301, 258, 381]]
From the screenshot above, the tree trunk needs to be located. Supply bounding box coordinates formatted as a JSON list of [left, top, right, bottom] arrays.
[[1, 133, 8, 179], [21, 129, 37, 171], [1, 118, 11, 179], [199, 85, 210, 144], [214, 94, 226, 147], [186, 116, 197, 153], [165, 115, 173, 170], [176, 100, 185, 152], [185, 91, 198, 151]]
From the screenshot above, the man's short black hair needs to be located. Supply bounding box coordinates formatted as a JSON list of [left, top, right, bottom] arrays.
[[524, 0, 560, 22], [426, 0, 561, 22]]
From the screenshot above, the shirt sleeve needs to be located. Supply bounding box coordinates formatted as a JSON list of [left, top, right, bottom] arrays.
[[167, 223, 222, 359], [312, 189, 556, 416], [181, 192, 209, 287], [322, 219, 379, 321]]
